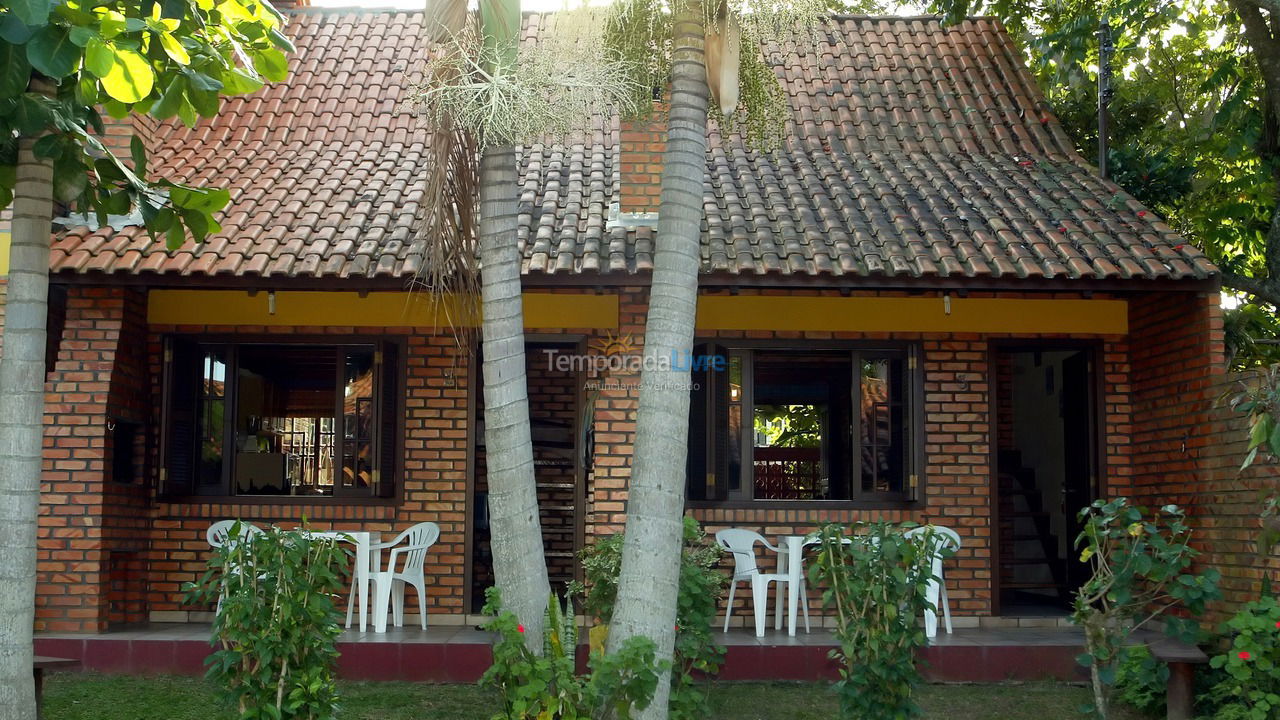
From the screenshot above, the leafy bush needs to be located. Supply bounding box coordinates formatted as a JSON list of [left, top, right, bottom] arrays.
[[1207, 595, 1280, 719], [807, 522, 945, 720], [1072, 499, 1220, 719], [184, 524, 349, 720], [479, 589, 661, 720], [1112, 646, 1168, 717], [571, 516, 726, 720]]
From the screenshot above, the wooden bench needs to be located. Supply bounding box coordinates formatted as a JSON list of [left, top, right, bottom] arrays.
[[1144, 636, 1209, 720], [34, 656, 79, 719]]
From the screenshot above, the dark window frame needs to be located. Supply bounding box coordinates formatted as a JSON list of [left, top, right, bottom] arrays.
[[686, 339, 925, 510], [159, 334, 406, 505]]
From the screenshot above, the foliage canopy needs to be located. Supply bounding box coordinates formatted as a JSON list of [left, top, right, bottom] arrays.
[[0, 0, 293, 247]]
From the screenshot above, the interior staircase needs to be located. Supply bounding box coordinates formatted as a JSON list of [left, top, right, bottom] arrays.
[[997, 449, 1070, 606]]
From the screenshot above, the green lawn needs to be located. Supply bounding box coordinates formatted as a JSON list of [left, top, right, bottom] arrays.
[[43, 673, 1143, 719]]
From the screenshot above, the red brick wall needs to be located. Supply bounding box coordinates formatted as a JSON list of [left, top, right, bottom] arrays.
[[1121, 292, 1224, 503], [31, 285, 1235, 629], [139, 323, 471, 620], [1195, 370, 1280, 619], [585, 288, 1133, 619], [618, 109, 666, 214], [1119, 292, 1250, 620], [1118, 290, 1280, 620], [38, 287, 150, 632]]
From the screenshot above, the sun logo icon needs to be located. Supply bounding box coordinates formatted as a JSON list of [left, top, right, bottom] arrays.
[[591, 331, 636, 357]]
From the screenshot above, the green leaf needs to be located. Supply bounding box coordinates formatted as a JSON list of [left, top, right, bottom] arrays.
[[0, 40, 31, 98], [220, 68, 262, 95], [176, 98, 195, 127], [98, 10, 126, 39], [27, 25, 82, 78], [267, 27, 295, 52], [8, 0, 50, 27], [251, 47, 287, 82], [100, 48, 154, 103], [75, 75, 98, 104], [0, 14, 34, 44], [184, 69, 223, 92], [158, 32, 189, 64], [169, 184, 230, 213], [84, 37, 115, 77], [130, 134, 146, 178], [68, 25, 95, 47], [150, 73, 186, 119], [52, 152, 86, 203], [187, 86, 217, 118], [11, 93, 52, 135], [165, 218, 185, 249]]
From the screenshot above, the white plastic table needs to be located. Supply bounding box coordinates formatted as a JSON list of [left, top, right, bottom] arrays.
[[774, 535, 811, 637], [304, 530, 382, 632], [774, 534, 857, 637]]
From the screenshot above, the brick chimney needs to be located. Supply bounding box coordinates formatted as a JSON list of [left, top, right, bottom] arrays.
[[270, 0, 311, 7], [616, 103, 667, 223]]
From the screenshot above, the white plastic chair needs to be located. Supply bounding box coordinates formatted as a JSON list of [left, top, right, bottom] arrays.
[[206, 520, 262, 614], [905, 525, 961, 638], [206, 519, 262, 548], [715, 528, 810, 637], [371, 522, 441, 632]]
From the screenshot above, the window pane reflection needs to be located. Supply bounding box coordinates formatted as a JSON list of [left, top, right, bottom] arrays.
[[342, 349, 376, 490]]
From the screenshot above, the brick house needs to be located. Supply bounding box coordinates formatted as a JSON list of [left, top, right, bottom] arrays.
[[2, 4, 1226, 636]]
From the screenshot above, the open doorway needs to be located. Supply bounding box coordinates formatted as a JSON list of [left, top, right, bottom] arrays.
[[469, 340, 588, 613], [994, 346, 1096, 616]]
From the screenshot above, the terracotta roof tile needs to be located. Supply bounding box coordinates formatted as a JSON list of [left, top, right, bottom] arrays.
[[49, 10, 1214, 284]]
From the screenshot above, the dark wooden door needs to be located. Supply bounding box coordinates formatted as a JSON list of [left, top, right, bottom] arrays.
[[1060, 350, 1095, 592]]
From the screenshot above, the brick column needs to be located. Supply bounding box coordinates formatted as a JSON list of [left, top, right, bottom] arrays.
[[37, 287, 150, 632]]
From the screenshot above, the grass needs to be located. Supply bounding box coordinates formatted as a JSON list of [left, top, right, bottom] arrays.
[[43, 673, 1142, 719]]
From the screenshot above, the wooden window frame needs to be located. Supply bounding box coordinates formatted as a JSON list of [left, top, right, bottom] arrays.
[[159, 334, 406, 505], [686, 339, 925, 510]]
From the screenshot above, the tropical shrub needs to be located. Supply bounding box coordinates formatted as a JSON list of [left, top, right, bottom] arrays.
[[807, 521, 944, 720], [1072, 499, 1220, 719], [479, 590, 660, 720], [1206, 595, 1280, 720], [1112, 645, 1167, 717], [184, 524, 349, 720], [572, 516, 726, 720]]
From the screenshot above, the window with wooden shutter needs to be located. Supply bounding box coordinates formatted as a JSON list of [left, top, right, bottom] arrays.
[[160, 336, 404, 500], [686, 341, 923, 506], [159, 337, 199, 496], [375, 340, 401, 499]]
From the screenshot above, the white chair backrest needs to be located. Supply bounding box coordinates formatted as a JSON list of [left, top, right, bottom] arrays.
[[391, 522, 441, 573], [715, 528, 768, 577], [207, 520, 262, 549], [905, 525, 961, 555]]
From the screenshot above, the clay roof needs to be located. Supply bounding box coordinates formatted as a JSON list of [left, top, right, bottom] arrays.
[[49, 9, 1216, 285]]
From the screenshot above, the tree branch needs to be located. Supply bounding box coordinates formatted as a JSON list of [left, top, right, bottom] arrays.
[[1220, 268, 1280, 307]]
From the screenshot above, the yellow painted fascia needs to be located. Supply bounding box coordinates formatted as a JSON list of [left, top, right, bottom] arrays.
[[147, 290, 619, 330], [0, 227, 9, 276], [695, 296, 1128, 335]]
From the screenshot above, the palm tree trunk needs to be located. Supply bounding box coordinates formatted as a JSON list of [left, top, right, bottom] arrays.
[[605, 3, 708, 717], [0, 103, 54, 720], [478, 145, 550, 648]]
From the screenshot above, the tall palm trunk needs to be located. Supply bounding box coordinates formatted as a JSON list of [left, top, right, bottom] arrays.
[[0, 106, 53, 720], [606, 4, 708, 717], [478, 145, 550, 647]]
